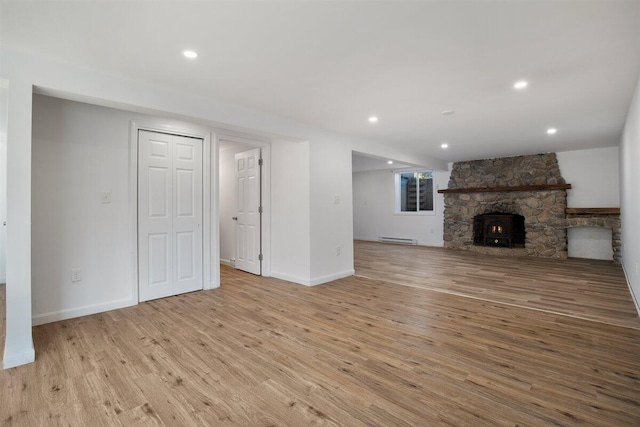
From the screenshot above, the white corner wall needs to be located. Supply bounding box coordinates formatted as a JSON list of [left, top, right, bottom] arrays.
[[30, 94, 316, 320], [0, 79, 7, 284], [270, 138, 312, 284], [31, 96, 135, 324], [3, 76, 35, 369], [620, 74, 640, 314], [307, 136, 446, 285], [30, 95, 222, 324], [557, 146, 620, 208], [309, 138, 354, 285], [353, 168, 451, 247]]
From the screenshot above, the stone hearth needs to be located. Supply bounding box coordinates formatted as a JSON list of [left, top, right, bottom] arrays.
[[443, 153, 568, 259]]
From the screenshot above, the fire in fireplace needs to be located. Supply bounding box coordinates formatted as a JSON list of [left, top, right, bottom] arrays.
[[473, 213, 525, 248]]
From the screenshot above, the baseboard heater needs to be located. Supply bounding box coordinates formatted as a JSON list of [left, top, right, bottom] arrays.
[[378, 237, 418, 245]]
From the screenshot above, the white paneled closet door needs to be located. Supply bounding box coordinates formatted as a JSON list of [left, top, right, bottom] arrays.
[[138, 130, 203, 302]]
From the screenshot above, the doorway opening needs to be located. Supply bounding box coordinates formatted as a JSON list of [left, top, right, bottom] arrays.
[[218, 133, 271, 278]]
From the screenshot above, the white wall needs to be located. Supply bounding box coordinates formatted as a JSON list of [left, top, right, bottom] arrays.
[[32, 95, 131, 322], [0, 0, 5, 286], [31, 95, 221, 324], [219, 143, 252, 265], [309, 138, 354, 284], [3, 74, 34, 368], [271, 139, 312, 283], [0, 79, 7, 284], [353, 168, 451, 247], [620, 74, 640, 314], [31, 95, 309, 322], [557, 146, 620, 208]]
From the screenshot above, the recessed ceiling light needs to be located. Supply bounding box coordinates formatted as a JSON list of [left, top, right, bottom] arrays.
[[183, 50, 198, 59], [441, 110, 454, 116], [547, 128, 558, 135], [514, 80, 528, 89], [368, 116, 378, 123], [387, 160, 394, 165], [441, 143, 449, 149]]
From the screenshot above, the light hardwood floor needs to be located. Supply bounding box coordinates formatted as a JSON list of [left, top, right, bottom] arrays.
[[355, 240, 640, 329], [1, 249, 639, 426]]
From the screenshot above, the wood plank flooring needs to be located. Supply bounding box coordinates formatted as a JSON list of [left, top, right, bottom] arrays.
[[1, 254, 640, 425], [355, 240, 640, 329]]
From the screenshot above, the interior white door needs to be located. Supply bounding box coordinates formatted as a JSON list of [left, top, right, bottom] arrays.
[[138, 130, 203, 302], [234, 148, 261, 275]]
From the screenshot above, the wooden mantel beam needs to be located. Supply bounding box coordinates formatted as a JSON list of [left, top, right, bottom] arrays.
[[437, 184, 572, 194]]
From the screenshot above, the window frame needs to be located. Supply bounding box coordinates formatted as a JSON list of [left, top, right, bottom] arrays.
[[393, 170, 436, 216]]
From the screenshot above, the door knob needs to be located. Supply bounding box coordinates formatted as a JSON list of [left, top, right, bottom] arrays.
[[232, 216, 238, 221]]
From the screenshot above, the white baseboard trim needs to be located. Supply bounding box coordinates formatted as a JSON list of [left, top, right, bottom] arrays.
[[271, 271, 312, 286], [622, 263, 640, 317], [354, 237, 444, 248], [3, 345, 35, 370], [354, 236, 378, 242], [271, 269, 355, 287], [308, 269, 355, 286], [220, 258, 234, 267], [32, 297, 137, 326]]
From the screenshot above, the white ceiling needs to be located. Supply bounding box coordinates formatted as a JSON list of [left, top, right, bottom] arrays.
[[352, 152, 411, 173], [2, 1, 640, 163]]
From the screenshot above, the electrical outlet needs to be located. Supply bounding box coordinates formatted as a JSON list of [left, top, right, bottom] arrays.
[[336, 246, 341, 256], [71, 268, 82, 283], [333, 195, 340, 205]]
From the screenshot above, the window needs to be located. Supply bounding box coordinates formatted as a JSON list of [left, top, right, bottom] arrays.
[[395, 171, 434, 213]]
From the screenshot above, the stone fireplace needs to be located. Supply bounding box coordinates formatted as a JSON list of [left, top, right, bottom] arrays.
[[441, 153, 570, 259]]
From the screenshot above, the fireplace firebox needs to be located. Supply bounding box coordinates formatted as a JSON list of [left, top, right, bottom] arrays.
[[473, 213, 525, 248]]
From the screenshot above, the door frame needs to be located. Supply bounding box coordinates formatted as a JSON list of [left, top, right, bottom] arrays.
[[129, 120, 215, 304], [216, 131, 271, 278]]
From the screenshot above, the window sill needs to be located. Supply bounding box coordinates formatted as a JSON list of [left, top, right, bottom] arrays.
[[393, 211, 436, 217]]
